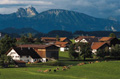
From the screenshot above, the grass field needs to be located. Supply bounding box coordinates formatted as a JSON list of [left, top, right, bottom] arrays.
[[0, 51, 120, 79], [0, 61, 120, 79]]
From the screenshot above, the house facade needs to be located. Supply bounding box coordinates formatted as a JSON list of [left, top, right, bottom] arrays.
[[6, 47, 41, 63], [75, 36, 95, 43], [60, 37, 72, 44], [99, 37, 120, 46], [41, 37, 56, 44], [91, 42, 109, 54], [18, 44, 59, 62], [55, 41, 70, 52]]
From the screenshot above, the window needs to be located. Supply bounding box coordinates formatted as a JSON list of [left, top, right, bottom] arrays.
[[11, 52, 15, 54]]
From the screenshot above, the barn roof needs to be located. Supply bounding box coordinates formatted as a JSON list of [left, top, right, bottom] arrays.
[[60, 37, 67, 41], [7, 47, 41, 58], [99, 37, 114, 42], [55, 41, 68, 47], [91, 42, 108, 50]]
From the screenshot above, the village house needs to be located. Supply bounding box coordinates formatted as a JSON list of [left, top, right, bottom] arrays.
[[55, 41, 70, 52], [80, 37, 101, 45], [60, 37, 72, 44], [41, 37, 72, 44], [99, 37, 120, 46], [41, 37, 57, 44], [6, 47, 41, 63], [74, 36, 95, 43], [18, 44, 59, 62], [91, 42, 109, 54]]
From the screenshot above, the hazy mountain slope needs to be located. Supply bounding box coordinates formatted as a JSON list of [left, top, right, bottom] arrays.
[[0, 7, 120, 32]]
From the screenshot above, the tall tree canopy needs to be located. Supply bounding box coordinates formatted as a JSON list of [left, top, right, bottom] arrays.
[[109, 33, 116, 38], [69, 44, 79, 59], [0, 35, 16, 55], [75, 42, 92, 61]]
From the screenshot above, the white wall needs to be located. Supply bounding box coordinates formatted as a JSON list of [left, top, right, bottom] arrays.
[[75, 40, 79, 43], [80, 39, 88, 43], [7, 49, 20, 60], [60, 47, 69, 52], [41, 58, 46, 62], [20, 56, 34, 63], [92, 49, 97, 55], [60, 47, 65, 52]]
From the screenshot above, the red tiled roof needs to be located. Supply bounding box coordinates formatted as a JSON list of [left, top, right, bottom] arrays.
[[60, 37, 67, 41], [91, 42, 107, 50], [99, 37, 114, 42], [55, 42, 68, 47]]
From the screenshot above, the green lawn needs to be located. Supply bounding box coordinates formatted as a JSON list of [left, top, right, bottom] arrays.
[[59, 51, 70, 60], [70, 39, 75, 44], [0, 61, 120, 79], [1, 51, 120, 79]]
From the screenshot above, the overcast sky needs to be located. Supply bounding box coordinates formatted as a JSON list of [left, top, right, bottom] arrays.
[[0, 0, 120, 18]]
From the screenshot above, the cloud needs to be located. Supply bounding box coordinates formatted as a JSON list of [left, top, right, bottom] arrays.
[[0, 0, 53, 5]]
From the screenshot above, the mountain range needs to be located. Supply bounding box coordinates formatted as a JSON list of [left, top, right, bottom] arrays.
[[0, 6, 120, 33]]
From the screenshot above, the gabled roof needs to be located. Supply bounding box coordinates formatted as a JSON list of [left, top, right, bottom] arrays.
[[55, 42, 69, 47], [7, 47, 40, 58], [60, 37, 67, 41], [82, 37, 100, 43], [18, 44, 57, 49], [91, 42, 108, 50], [75, 36, 95, 41], [99, 37, 114, 42]]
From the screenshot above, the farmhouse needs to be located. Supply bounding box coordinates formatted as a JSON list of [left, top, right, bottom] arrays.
[[41, 37, 56, 44], [91, 42, 109, 54], [75, 36, 95, 43], [99, 37, 120, 46], [80, 37, 101, 45], [55, 42, 70, 52], [18, 44, 59, 62], [41, 37, 72, 44], [6, 47, 41, 63]]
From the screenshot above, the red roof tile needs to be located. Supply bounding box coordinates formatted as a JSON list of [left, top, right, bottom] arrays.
[[91, 42, 107, 49], [99, 37, 114, 42], [60, 37, 67, 41], [55, 42, 68, 47]]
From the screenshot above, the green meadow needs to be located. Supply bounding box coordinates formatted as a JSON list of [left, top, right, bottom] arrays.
[[0, 52, 120, 79]]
